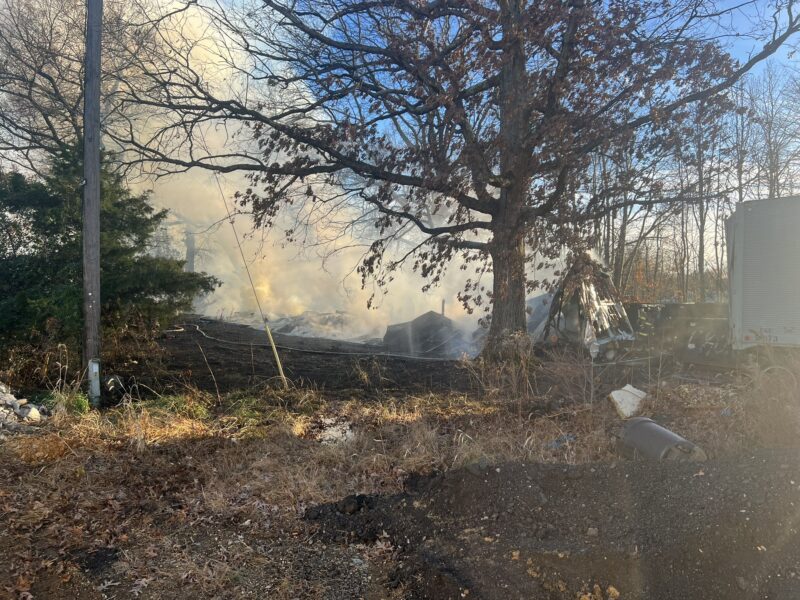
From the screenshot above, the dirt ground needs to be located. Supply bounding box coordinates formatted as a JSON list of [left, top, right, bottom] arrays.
[[313, 451, 800, 599], [2, 317, 800, 599]]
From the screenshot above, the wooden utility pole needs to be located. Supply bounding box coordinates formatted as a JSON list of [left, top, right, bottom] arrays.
[[83, 0, 103, 407]]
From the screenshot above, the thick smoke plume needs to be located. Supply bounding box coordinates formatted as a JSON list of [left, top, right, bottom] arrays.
[[140, 169, 480, 340]]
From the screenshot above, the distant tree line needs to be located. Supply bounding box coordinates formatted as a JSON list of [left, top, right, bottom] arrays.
[[593, 61, 800, 304]]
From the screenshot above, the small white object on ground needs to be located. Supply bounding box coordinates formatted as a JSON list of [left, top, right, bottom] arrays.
[[608, 384, 647, 419], [0, 381, 46, 433], [317, 417, 354, 445], [15, 405, 41, 423]]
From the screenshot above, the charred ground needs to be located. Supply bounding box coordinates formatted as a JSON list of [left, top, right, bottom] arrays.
[[138, 315, 476, 396], [313, 452, 800, 599]]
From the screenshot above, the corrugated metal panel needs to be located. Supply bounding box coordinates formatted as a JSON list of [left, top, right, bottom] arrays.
[[735, 197, 800, 348]]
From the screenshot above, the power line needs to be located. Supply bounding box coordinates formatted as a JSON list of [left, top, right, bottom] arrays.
[[211, 173, 289, 388]]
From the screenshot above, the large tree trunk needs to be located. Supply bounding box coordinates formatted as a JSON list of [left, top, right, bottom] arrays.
[[487, 232, 527, 346], [484, 0, 529, 354]]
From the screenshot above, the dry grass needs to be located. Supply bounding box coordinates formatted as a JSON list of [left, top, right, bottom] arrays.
[[7, 387, 618, 509], [0, 341, 75, 393], [465, 341, 604, 419], [14, 359, 795, 520], [466, 333, 542, 403], [0, 318, 165, 392], [197, 394, 619, 513], [4, 355, 800, 599], [740, 355, 800, 446], [0, 382, 621, 599], [632, 355, 800, 458]]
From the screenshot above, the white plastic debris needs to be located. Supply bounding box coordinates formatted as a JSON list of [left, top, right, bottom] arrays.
[[608, 384, 647, 418], [317, 417, 354, 445], [15, 405, 41, 423]]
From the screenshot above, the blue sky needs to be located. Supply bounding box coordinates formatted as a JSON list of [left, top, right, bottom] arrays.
[[721, 0, 796, 71]]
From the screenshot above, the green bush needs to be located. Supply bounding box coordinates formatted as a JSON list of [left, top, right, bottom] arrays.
[[62, 391, 91, 415], [0, 148, 218, 348]]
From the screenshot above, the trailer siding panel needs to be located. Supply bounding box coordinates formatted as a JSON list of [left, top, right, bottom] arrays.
[[729, 197, 800, 349]]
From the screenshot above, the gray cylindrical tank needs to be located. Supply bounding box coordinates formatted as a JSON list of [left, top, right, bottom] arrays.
[[622, 417, 707, 461]]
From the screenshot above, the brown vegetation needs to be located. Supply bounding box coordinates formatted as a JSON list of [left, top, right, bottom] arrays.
[[2, 351, 798, 598]]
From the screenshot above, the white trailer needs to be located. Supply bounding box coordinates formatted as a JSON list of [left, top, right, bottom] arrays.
[[727, 197, 800, 350]]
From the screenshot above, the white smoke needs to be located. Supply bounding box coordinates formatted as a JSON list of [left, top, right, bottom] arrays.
[[137, 168, 481, 340]]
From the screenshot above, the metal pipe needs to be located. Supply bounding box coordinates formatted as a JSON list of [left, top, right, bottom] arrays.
[[622, 417, 707, 461]]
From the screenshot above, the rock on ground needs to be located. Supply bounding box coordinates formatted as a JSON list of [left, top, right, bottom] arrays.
[[0, 382, 46, 432]]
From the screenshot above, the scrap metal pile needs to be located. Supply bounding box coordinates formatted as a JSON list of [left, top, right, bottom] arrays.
[[531, 254, 635, 358]]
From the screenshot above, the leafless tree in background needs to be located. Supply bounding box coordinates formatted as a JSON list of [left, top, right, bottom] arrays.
[[728, 82, 755, 204], [748, 62, 800, 199], [0, 0, 164, 173], [600, 60, 800, 304]]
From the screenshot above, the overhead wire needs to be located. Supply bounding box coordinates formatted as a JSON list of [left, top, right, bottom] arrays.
[[211, 173, 289, 388]]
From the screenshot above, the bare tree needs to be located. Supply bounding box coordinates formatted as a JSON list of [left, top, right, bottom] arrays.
[[728, 82, 755, 204], [121, 0, 800, 349], [0, 0, 162, 173], [748, 62, 800, 199], [589, 135, 674, 297], [685, 101, 730, 301]]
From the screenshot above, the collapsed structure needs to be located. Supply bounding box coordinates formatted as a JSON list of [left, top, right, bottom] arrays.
[[382, 256, 635, 359], [383, 310, 465, 358], [531, 254, 635, 357]]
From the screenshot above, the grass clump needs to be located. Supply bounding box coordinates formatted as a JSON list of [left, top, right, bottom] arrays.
[[143, 393, 212, 421], [44, 388, 91, 415], [219, 387, 327, 429]]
